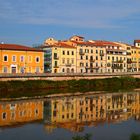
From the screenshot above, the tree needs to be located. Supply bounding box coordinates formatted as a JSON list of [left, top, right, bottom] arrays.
[[130, 133, 140, 140], [72, 133, 92, 140]]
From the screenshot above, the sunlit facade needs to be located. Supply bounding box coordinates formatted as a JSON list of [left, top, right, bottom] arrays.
[[0, 44, 44, 73]]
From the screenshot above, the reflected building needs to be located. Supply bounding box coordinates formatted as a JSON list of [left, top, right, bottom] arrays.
[[0, 99, 44, 126], [44, 92, 140, 132], [0, 92, 140, 132]]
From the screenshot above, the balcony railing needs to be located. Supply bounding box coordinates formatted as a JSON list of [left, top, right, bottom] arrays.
[[100, 53, 104, 56], [127, 60, 132, 64], [112, 66, 123, 69], [53, 65, 59, 68], [85, 66, 99, 69], [65, 64, 71, 67], [132, 61, 137, 63], [112, 60, 123, 63], [54, 56, 59, 59], [127, 52, 131, 55], [79, 51, 85, 55], [90, 59, 95, 62]]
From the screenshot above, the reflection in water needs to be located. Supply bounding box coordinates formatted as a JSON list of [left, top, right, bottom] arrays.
[[0, 99, 44, 126], [0, 92, 140, 134]]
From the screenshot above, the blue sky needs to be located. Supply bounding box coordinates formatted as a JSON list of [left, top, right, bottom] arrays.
[[0, 0, 140, 46]]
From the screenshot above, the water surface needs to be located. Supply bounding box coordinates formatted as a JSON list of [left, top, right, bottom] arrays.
[[0, 91, 140, 140]]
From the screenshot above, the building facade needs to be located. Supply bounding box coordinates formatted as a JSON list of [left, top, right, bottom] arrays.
[[41, 40, 77, 73], [41, 35, 140, 74], [0, 44, 44, 73]]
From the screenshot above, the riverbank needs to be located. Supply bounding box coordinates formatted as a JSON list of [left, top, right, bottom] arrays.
[[0, 76, 140, 98]]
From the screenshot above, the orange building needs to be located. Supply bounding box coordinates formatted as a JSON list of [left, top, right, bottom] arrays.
[[0, 44, 44, 73], [0, 99, 44, 126]]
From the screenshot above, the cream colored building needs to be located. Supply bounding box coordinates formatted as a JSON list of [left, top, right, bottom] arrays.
[[67, 36, 107, 73], [42, 36, 140, 74], [41, 39, 77, 73]]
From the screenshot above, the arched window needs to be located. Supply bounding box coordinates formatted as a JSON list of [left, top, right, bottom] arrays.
[[67, 68, 70, 73], [71, 68, 74, 73], [62, 68, 65, 73]]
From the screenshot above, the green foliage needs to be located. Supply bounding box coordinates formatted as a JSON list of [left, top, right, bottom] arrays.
[[0, 76, 140, 98], [72, 133, 92, 140], [130, 133, 140, 140]]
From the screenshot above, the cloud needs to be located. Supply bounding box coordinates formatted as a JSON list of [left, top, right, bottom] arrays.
[[0, 0, 140, 28]]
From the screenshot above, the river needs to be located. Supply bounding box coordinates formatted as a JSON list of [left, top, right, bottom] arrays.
[[0, 91, 140, 140]]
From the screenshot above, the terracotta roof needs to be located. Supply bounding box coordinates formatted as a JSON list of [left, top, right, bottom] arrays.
[[71, 40, 120, 47], [70, 35, 84, 39], [0, 44, 44, 52], [56, 42, 76, 49], [131, 46, 140, 49], [41, 42, 76, 49], [134, 40, 140, 43]]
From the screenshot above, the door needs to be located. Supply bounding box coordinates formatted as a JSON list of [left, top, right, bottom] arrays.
[[11, 67, 16, 73]]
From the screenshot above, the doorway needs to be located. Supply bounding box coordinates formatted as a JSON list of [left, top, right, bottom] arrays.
[[11, 67, 16, 73]]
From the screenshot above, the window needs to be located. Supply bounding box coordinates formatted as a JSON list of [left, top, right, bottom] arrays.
[[72, 51, 74, 55], [67, 51, 69, 55], [2, 112, 6, 120], [28, 56, 32, 62], [54, 61, 57, 66], [112, 56, 114, 61], [20, 56, 24, 62], [96, 56, 98, 60], [12, 56, 16, 62], [80, 56, 83, 60], [91, 50, 93, 53], [63, 51, 65, 55], [62, 58, 65, 64], [67, 59, 70, 64], [62, 68, 65, 72], [4, 55, 8, 62], [36, 67, 40, 73], [71, 59, 74, 64], [3, 67, 8, 73], [101, 56, 103, 60], [35, 109, 39, 116], [108, 56, 110, 60], [86, 56, 88, 60], [36, 57, 40, 63], [20, 67, 24, 73], [96, 50, 98, 54]]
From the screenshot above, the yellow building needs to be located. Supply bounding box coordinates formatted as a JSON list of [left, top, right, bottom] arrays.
[[42, 36, 140, 74], [0, 44, 44, 73], [131, 46, 140, 72], [49, 97, 77, 123], [42, 40, 77, 73], [0, 99, 44, 126], [106, 43, 127, 73], [68, 36, 107, 73]]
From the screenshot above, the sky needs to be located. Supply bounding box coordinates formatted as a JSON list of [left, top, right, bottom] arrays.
[[0, 0, 140, 46]]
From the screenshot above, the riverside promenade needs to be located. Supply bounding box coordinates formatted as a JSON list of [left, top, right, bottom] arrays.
[[0, 72, 140, 81]]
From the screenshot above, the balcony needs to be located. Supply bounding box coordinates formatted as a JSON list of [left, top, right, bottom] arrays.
[[53, 65, 59, 68], [132, 61, 137, 63], [100, 53, 104, 56], [112, 60, 123, 63], [65, 64, 71, 67], [127, 52, 131, 55], [85, 66, 99, 69], [112, 66, 123, 69], [90, 59, 95, 62], [127, 60, 132, 64], [54, 56, 59, 60], [79, 51, 85, 55]]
